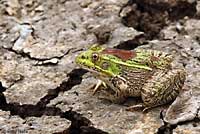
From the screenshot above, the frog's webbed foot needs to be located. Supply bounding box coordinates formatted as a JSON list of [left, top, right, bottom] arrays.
[[92, 80, 107, 95]]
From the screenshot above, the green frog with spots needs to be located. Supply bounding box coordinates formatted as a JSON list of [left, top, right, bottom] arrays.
[[75, 45, 186, 111]]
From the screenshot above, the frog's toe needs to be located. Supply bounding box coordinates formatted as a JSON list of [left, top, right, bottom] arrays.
[[142, 107, 152, 112], [92, 80, 102, 95], [126, 104, 153, 112], [92, 80, 107, 95], [126, 104, 144, 111]]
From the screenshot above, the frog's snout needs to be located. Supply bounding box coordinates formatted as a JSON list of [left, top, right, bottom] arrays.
[[76, 53, 83, 61], [75, 54, 81, 64], [80, 54, 87, 60], [75, 53, 89, 65]]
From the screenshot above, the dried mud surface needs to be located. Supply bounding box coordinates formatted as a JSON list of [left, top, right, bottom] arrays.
[[0, 0, 200, 134]]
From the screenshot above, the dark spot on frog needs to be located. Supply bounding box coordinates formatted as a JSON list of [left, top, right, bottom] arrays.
[[91, 67, 96, 71], [150, 56, 160, 61], [102, 48, 137, 60], [81, 55, 86, 59]]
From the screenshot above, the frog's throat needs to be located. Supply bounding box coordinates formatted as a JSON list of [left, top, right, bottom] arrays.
[[95, 65, 115, 76], [79, 64, 114, 77], [103, 56, 152, 71]]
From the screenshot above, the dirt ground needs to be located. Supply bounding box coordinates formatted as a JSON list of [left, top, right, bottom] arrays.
[[0, 0, 199, 134]]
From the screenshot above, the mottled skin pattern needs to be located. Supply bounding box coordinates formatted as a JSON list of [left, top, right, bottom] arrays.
[[75, 45, 186, 110]]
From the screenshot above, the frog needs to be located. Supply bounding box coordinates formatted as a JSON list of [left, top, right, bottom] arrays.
[[75, 45, 186, 111]]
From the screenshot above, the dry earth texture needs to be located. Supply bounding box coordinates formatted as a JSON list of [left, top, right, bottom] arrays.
[[0, 0, 200, 134]]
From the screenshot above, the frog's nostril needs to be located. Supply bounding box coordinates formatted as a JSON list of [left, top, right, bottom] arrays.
[[81, 55, 86, 59]]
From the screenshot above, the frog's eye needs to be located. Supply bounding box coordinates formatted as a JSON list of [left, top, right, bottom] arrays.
[[92, 53, 99, 61]]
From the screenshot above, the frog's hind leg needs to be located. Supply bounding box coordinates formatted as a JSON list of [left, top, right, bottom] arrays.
[[141, 68, 186, 109]]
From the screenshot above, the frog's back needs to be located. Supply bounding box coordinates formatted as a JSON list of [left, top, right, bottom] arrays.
[[101, 47, 173, 70], [118, 49, 174, 97], [129, 49, 174, 70]]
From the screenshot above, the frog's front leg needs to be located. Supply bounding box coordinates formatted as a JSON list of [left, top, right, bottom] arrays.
[[141, 68, 186, 109], [99, 76, 128, 103], [93, 80, 107, 95]]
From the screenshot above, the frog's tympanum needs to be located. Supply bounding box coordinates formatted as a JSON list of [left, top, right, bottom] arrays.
[[75, 45, 186, 110]]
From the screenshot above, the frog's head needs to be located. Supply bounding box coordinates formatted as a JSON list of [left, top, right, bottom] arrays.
[[75, 45, 121, 79], [76, 45, 152, 79]]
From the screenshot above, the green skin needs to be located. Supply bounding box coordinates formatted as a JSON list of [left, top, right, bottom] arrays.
[[75, 45, 186, 110]]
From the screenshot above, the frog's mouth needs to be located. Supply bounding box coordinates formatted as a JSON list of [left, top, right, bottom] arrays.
[[96, 75, 117, 95], [79, 66, 103, 76], [77, 63, 112, 77], [77, 64, 116, 94]]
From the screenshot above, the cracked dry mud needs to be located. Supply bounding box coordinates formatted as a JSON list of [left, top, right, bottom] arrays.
[[0, 0, 200, 134]]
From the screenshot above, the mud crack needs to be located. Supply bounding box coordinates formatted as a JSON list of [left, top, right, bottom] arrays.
[[157, 109, 200, 134], [2, 46, 74, 66], [114, 34, 147, 50], [1, 22, 75, 65], [36, 68, 88, 108], [0, 69, 108, 134], [0, 102, 107, 134], [117, 0, 197, 50]]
